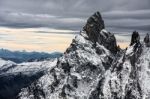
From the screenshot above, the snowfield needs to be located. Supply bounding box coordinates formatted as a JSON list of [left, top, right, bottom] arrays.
[[0, 58, 57, 75]]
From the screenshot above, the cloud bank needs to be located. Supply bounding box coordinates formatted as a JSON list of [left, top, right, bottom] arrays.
[[0, 0, 150, 33]]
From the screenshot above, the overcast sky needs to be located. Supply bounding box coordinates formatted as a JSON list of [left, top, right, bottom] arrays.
[[0, 0, 150, 33], [0, 0, 150, 52]]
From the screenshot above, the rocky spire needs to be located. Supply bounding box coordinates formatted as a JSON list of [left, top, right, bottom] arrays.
[[144, 33, 149, 43], [83, 11, 105, 43], [144, 33, 150, 47], [83, 12, 117, 53], [130, 31, 140, 46]]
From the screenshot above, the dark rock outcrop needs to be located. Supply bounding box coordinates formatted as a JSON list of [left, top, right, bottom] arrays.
[[98, 30, 118, 54], [83, 11, 105, 43], [83, 11, 117, 54], [130, 31, 140, 46], [144, 33, 150, 47], [144, 33, 149, 43], [130, 31, 142, 52]]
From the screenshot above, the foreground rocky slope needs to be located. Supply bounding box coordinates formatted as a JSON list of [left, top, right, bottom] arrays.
[[18, 12, 150, 99], [0, 58, 57, 99]]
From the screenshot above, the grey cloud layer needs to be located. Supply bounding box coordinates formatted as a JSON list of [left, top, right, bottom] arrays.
[[0, 0, 150, 33]]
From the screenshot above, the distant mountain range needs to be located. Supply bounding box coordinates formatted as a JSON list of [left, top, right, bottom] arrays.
[[0, 49, 62, 63]]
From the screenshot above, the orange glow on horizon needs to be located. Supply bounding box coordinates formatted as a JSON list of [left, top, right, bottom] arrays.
[[117, 42, 129, 49], [0, 27, 130, 52], [0, 27, 74, 52]]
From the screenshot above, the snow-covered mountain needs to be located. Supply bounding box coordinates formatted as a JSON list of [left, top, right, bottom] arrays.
[[0, 49, 62, 63], [0, 58, 57, 99], [1, 11, 150, 99]]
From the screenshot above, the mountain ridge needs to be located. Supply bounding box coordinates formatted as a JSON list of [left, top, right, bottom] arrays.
[[0, 49, 62, 63]]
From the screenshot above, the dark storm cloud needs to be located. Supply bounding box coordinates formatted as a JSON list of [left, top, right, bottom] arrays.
[[0, 0, 150, 32], [103, 10, 150, 20]]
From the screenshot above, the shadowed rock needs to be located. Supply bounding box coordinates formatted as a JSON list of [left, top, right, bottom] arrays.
[[144, 33, 149, 43], [130, 31, 140, 46], [83, 12, 117, 53], [98, 30, 117, 54], [130, 31, 142, 55], [83, 11, 105, 43], [144, 33, 150, 47]]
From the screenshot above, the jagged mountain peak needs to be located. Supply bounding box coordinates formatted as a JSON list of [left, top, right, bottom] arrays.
[[83, 11, 105, 43], [18, 12, 116, 99], [83, 11, 117, 54], [130, 31, 140, 46], [17, 12, 150, 99]]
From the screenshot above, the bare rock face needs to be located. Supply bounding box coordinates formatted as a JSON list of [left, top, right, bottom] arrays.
[[98, 30, 117, 54], [83, 11, 105, 43], [83, 11, 117, 54], [144, 33, 149, 43], [144, 33, 150, 47], [130, 31, 140, 46], [130, 31, 142, 52]]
